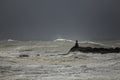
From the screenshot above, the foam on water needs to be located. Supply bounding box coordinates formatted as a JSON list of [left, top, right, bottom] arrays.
[[0, 40, 120, 80]]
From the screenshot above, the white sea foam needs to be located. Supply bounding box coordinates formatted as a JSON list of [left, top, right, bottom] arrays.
[[79, 41, 103, 45], [0, 40, 120, 80], [54, 38, 74, 42], [7, 39, 15, 41]]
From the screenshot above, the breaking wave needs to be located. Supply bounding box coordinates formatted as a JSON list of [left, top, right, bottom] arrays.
[[54, 38, 74, 42]]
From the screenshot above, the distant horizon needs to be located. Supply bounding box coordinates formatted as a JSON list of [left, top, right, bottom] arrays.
[[1, 37, 120, 42]]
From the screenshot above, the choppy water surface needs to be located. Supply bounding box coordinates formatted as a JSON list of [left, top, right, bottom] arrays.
[[0, 40, 120, 80]]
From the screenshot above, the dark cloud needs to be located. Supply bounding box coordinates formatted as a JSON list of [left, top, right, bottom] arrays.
[[0, 0, 120, 40]]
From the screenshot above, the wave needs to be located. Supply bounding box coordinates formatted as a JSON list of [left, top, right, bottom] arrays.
[[54, 38, 74, 42], [79, 41, 104, 45], [78, 41, 109, 48], [7, 39, 15, 42]]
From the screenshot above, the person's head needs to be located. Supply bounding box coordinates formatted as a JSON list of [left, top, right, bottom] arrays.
[[76, 40, 78, 43]]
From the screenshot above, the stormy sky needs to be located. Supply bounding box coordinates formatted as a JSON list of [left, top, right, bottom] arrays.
[[0, 0, 120, 40]]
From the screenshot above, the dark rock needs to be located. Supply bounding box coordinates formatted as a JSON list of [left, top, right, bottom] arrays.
[[68, 40, 120, 54], [19, 54, 29, 57]]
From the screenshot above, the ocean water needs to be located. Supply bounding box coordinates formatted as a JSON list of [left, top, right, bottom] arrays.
[[0, 39, 120, 80]]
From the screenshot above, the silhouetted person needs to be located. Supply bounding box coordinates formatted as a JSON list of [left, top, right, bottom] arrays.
[[67, 40, 80, 53], [75, 40, 79, 47]]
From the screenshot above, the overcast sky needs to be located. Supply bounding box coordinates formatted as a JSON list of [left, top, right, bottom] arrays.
[[0, 0, 120, 40]]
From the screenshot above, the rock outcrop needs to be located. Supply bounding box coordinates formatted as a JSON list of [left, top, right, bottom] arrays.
[[68, 40, 120, 54]]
